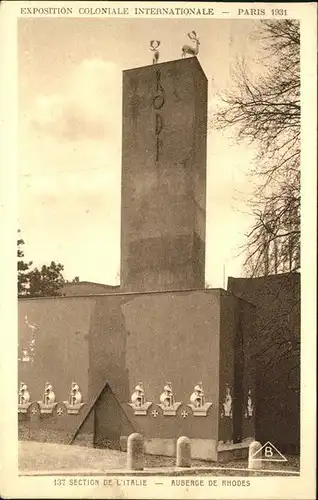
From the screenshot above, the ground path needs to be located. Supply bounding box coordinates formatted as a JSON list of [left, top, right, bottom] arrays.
[[19, 441, 300, 477]]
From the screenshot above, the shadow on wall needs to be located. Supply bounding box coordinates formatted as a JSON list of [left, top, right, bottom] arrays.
[[18, 383, 134, 450], [228, 273, 300, 453]]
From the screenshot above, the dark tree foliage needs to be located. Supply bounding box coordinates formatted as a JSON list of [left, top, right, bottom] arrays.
[[17, 231, 32, 296], [27, 261, 66, 298], [17, 231, 79, 297]]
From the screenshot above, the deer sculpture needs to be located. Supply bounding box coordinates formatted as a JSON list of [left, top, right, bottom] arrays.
[[150, 40, 160, 64], [182, 31, 200, 58]]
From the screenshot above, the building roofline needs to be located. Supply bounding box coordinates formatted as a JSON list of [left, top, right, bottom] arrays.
[[19, 287, 223, 301], [18, 287, 255, 307], [62, 281, 120, 287], [123, 56, 208, 81], [228, 272, 300, 282]]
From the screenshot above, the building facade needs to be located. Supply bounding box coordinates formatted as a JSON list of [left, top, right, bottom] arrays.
[[18, 57, 299, 459]]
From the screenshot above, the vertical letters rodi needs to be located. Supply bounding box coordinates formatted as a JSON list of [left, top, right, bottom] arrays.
[[153, 70, 164, 161]]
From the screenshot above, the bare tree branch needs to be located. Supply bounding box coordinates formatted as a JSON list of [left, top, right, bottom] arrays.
[[214, 20, 300, 277]]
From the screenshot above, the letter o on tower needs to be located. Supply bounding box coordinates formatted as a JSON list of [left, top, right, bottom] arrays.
[[153, 94, 165, 109]]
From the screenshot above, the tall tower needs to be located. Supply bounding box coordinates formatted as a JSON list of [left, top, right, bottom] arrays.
[[120, 57, 207, 293]]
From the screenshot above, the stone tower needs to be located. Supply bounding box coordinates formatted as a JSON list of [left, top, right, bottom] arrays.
[[120, 57, 207, 292]]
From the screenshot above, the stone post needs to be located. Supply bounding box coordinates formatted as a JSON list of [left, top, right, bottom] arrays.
[[248, 441, 262, 470], [126, 433, 144, 470], [176, 436, 191, 467]]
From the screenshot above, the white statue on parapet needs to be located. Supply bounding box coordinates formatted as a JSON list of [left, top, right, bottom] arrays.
[[221, 384, 233, 418], [131, 383, 145, 407], [182, 31, 200, 58], [150, 40, 160, 64], [245, 387, 254, 418], [62, 381, 85, 414], [160, 383, 175, 407], [69, 382, 83, 406], [18, 382, 32, 413], [19, 382, 30, 405], [43, 382, 56, 405], [188, 382, 212, 416], [190, 383, 205, 407], [128, 382, 152, 415], [157, 382, 181, 415], [38, 382, 57, 414]]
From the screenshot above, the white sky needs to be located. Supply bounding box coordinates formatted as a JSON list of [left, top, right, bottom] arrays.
[[18, 17, 262, 287]]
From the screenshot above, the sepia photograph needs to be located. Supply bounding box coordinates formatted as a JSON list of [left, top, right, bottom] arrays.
[[0, 2, 316, 499]]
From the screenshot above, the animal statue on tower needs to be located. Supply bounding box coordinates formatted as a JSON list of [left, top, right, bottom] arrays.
[[181, 31, 200, 58], [150, 40, 161, 64]]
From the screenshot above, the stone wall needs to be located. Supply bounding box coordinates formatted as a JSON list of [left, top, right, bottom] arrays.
[[18, 288, 255, 458], [89, 289, 221, 445], [19, 297, 91, 402]]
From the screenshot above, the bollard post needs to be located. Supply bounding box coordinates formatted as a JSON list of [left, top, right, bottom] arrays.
[[176, 436, 191, 467], [126, 433, 144, 470], [248, 441, 262, 470]]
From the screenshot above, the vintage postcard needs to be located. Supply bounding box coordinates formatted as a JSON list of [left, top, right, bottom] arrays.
[[0, 1, 316, 499]]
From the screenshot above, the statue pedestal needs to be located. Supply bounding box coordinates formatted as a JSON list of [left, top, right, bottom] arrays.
[[157, 402, 181, 416], [187, 402, 212, 416], [128, 402, 152, 416], [62, 401, 86, 415], [37, 401, 57, 414], [18, 403, 31, 414]]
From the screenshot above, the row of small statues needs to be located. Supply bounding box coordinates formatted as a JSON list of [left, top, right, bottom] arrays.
[[18, 381, 83, 406], [131, 382, 254, 418], [150, 31, 200, 64], [131, 382, 207, 408]]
